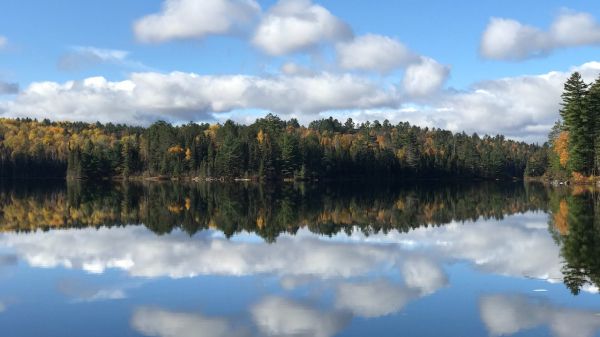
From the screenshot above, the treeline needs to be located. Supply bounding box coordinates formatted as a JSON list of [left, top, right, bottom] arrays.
[[0, 181, 548, 240], [0, 115, 538, 180], [527, 72, 600, 180]]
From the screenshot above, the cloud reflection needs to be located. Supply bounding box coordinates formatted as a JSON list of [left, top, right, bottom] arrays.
[[132, 307, 247, 337], [252, 297, 351, 337], [335, 280, 417, 318], [480, 295, 600, 337]]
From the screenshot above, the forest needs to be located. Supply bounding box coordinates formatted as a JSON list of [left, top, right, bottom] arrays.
[[0, 115, 538, 181], [527, 72, 600, 181]]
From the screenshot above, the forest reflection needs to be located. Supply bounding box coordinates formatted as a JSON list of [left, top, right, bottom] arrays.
[[0, 180, 549, 239], [547, 187, 600, 295], [0, 180, 598, 297]]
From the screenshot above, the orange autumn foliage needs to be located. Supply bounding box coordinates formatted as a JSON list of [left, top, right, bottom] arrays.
[[554, 131, 569, 168]]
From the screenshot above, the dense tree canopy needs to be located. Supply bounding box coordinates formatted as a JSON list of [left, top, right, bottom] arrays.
[[0, 115, 538, 180]]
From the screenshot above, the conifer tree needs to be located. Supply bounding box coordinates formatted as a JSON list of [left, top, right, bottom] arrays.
[[560, 72, 591, 174], [587, 76, 600, 174]]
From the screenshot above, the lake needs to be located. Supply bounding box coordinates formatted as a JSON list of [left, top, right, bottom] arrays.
[[0, 181, 598, 337]]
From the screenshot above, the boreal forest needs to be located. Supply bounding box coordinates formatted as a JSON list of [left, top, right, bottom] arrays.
[[0, 114, 538, 180]]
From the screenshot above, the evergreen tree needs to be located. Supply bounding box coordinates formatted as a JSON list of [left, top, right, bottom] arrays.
[[280, 132, 300, 178], [587, 76, 600, 174], [560, 72, 592, 174]]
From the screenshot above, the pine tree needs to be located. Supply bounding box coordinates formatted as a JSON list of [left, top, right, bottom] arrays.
[[280, 132, 299, 178], [560, 72, 591, 174], [587, 76, 600, 174]]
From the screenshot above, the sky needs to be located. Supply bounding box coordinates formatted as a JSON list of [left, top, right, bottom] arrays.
[[0, 0, 600, 143]]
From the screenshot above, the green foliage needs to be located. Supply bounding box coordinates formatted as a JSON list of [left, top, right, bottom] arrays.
[[560, 72, 593, 174], [525, 145, 549, 177], [0, 116, 539, 180], [539, 72, 600, 178]]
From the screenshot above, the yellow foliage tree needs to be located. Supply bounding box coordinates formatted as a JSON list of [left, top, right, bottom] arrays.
[[554, 131, 569, 168]]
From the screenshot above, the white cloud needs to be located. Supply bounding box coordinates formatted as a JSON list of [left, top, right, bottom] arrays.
[[481, 10, 600, 60], [336, 34, 418, 73], [480, 295, 600, 337], [402, 57, 450, 96], [252, 296, 350, 337], [252, 0, 352, 55], [133, 0, 261, 43], [280, 62, 315, 76], [334, 34, 449, 93], [132, 307, 241, 337], [330, 61, 600, 143], [58, 47, 147, 71], [0, 71, 398, 124], [429, 61, 600, 140], [0, 36, 7, 49]]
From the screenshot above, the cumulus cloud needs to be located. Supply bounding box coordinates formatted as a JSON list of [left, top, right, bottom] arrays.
[[402, 57, 450, 96], [481, 10, 600, 60], [480, 295, 600, 337], [0, 71, 398, 125], [330, 61, 600, 143], [58, 47, 148, 71], [0, 81, 18, 95], [428, 61, 600, 141], [5, 55, 597, 142], [252, 296, 351, 337], [334, 34, 449, 94], [252, 0, 352, 55], [133, 0, 261, 43], [336, 34, 418, 73], [132, 307, 244, 337]]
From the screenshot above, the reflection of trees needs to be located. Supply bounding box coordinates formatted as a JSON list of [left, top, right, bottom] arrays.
[[549, 190, 600, 295], [0, 181, 548, 241]]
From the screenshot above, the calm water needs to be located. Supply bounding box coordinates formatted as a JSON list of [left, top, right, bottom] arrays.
[[0, 181, 598, 337]]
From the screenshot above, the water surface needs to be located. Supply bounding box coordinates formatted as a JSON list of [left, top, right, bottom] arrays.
[[0, 182, 598, 337]]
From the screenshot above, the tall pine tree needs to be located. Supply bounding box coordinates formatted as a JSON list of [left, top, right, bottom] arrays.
[[560, 72, 592, 174], [587, 76, 600, 174]]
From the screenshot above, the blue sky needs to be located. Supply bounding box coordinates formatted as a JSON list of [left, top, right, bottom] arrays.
[[1, 0, 600, 142]]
